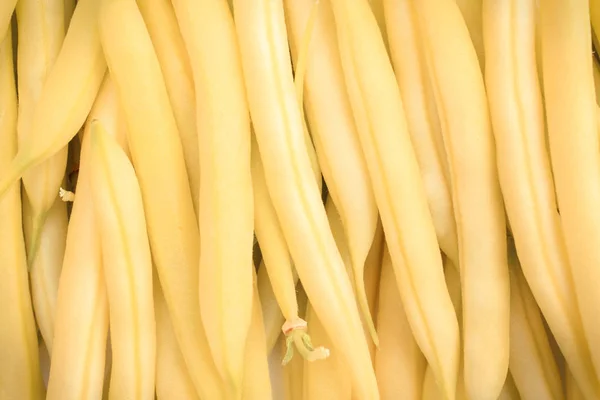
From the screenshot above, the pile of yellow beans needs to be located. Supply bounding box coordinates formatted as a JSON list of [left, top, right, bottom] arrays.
[[2, 0, 600, 398]]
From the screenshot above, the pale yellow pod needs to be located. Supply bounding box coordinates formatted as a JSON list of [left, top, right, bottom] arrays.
[[507, 245, 563, 400], [284, 0, 380, 344], [136, 0, 199, 217], [375, 244, 426, 400], [100, 0, 221, 398], [25, 195, 67, 354], [233, 0, 377, 396], [483, 0, 597, 397], [541, 0, 600, 386], [252, 0, 324, 368], [413, 0, 510, 397], [291, 11, 323, 191], [169, 0, 255, 394], [454, 0, 484, 70], [46, 76, 121, 400], [154, 269, 198, 400], [382, 0, 458, 265], [252, 90, 321, 358], [252, 135, 299, 338], [329, 0, 460, 397], [99, 0, 223, 397], [252, 105, 322, 357], [302, 303, 352, 400], [241, 272, 273, 400], [0, 27, 44, 400], [0, 0, 106, 205], [259, 191, 328, 373], [16, 0, 67, 266], [90, 122, 156, 400], [286, 0, 373, 214], [193, 5, 254, 397], [47, 177, 108, 399]]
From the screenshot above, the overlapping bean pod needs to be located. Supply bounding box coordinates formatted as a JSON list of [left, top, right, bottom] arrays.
[[540, 0, 600, 386], [484, 0, 599, 396], [0, 26, 43, 400], [99, 0, 223, 397], [329, 0, 460, 397]]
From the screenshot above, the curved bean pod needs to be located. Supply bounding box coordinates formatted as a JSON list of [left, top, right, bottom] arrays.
[[483, 0, 598, 396], [0, 27, 44, 400], [154, 268, 198, 400], [507, 244, 563, 400], [169, 0, 255, 394], [136, 0, 199, 217], [285, 0, 380, 344], [383, 0, 458, 266], [16, 0, 66, 267], [233, 0, 377, 397], [25, 195, 67, 354], [46, 75, 121, 400], [540, 0, 600, 386], [413, 0, 510, 397], [0, 0, 106, 207], [329, 0, 460, 397], [375, 244, 426, 400], [89, 122, 155, 400], [100, 0, 225, 397]]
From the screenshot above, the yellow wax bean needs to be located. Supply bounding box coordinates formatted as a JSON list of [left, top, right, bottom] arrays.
[[99, 0, 223, 397], [46, 75, 122, 400], [89, 122, 156, 400], [541, 0, 600, 388], [0, 26, 44, 400]]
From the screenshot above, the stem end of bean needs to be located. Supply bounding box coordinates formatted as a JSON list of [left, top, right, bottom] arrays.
[[281, 319, 330, 365]]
